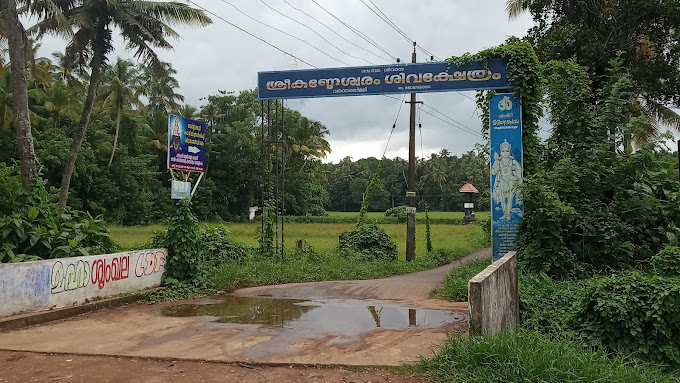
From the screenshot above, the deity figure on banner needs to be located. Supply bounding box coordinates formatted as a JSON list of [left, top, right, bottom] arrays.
[[171, 117, 182, 151], [491, 139, 522, 220]]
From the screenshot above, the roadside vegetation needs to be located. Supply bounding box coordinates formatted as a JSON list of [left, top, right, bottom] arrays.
[[433, 258, 491, 301], [424, 2, 680, 376], [422, 331, 678, 383], [142, 200, 487, 302], [1, 0, 679, 381]]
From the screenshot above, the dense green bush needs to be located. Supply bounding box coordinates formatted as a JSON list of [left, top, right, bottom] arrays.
[[652, 246, 680, 277], [199, 225, 253, 266], [163, 200, 200, 281], [519, 272, 591, 336], [0, 163, 21, 216], [0, 179, 115, 263], [573, 272, 680, 369], [385, 205, 407, 222], [338, 224, 397, 261], [517, 58, 680, 278]]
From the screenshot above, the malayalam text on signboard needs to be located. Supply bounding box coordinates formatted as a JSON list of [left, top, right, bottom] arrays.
[[258, 59, 511, 100], [489, 93, 524, 261], [167, 114, 206, 173]]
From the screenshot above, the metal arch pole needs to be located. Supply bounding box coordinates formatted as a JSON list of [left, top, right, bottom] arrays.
[[274, 99, 279, 258], [260, 101, 265, 234], [281, 99, 286, 260]]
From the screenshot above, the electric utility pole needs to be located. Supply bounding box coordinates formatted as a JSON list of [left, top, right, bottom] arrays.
[[406, 42, 422, 262]]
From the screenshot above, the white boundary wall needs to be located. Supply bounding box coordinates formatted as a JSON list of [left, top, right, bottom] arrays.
[[0, 249, 167, 318], [468, 251, 519, 335]]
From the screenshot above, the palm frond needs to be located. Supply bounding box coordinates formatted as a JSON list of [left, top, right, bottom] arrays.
[[643, 99, 680, 132], [506, 0, 529, 19], [131, 2, 212, 27]]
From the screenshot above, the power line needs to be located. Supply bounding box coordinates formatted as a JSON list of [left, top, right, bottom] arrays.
[[213, 0, 352, 67], [310, 0, 398, 62], [359, 0, 411, 45], [281, 0, 392, 64], [456, 91, 477, 102], [259, 0, 374, 66], [419, 107, 483, 139], [383, 94, 408, 157], [360, 0, 442, 61], [420, 100, 482, 137], [186, 0, 318, 68], [383, 94, 482, 139]]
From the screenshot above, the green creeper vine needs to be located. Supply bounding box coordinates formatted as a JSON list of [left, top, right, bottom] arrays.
[[425, 204, 433, 253], [165, 199, 200, 281], [356, 160, 383, 228], [258, 196, 275, 258], [447, 41, 544, 176]]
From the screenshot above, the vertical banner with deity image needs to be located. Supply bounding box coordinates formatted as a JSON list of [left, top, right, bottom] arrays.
[[489, 93, 523, 261], [167, 114, 206, 173]]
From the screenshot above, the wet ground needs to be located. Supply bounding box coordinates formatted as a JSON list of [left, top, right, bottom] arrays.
[[0, 248, 489, 372]]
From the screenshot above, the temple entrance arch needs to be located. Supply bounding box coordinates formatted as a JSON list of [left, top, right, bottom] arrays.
[[257, 55, 524, 262]]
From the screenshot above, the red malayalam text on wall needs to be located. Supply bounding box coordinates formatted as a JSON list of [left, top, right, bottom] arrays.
[[91, 255, 130, 290]]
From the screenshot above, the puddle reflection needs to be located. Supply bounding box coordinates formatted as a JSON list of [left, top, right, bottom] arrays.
[[162, 296, 467, 332]]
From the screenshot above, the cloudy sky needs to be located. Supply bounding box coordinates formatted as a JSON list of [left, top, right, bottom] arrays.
[[37, 0, 539, 162]]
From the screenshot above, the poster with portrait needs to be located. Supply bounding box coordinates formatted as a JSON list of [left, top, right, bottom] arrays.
[[489, 93, 523, 261], [167, 114, 206, 173]]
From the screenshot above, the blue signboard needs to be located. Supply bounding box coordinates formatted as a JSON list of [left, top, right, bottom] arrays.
[[167, 114, 206, 173], [258, 59, 511, 100], [489, 93, 523, 261]]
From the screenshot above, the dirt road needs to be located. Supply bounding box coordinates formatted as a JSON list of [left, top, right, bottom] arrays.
[[0, 248, 491, 383]]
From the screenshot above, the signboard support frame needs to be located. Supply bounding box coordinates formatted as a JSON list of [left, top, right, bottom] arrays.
[[190, 172, 203, 199]]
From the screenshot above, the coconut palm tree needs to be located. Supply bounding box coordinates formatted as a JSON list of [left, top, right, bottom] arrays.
[[37, 0, 212, 212], [99, 58, 141, 167], [52, 50, 85, 92], [287, 116, 331, 172], [139, 61, 184, 114], [40, 80, 82, 130], [140, 108, 169, 154], [178, 104, 197, 119]]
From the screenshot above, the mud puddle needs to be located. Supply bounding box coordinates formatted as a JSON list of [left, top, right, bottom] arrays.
[[161, 296, 467, 332]]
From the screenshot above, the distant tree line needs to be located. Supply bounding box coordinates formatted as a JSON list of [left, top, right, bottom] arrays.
[[0, 46, 488, 224]]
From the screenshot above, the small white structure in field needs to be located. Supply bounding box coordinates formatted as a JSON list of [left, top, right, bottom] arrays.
[[249, 206, 260, 221]]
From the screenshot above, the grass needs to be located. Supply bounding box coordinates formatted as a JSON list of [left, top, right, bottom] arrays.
[[327, 211, 490, 221], [212, 245, 483, 292], [422, 331, 679, 383], [110, 222, 486, 260], [108, 224, 167, 250], [433, 257, 492, 301]]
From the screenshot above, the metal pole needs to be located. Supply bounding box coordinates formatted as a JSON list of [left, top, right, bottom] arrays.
[[274, 100, 279, 258], [190, 172, 204, 199], [260, 101, 265, 234], [677, 139, 680, 183], [406, 42, 417, 262], [281, 99, 286, 260]]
